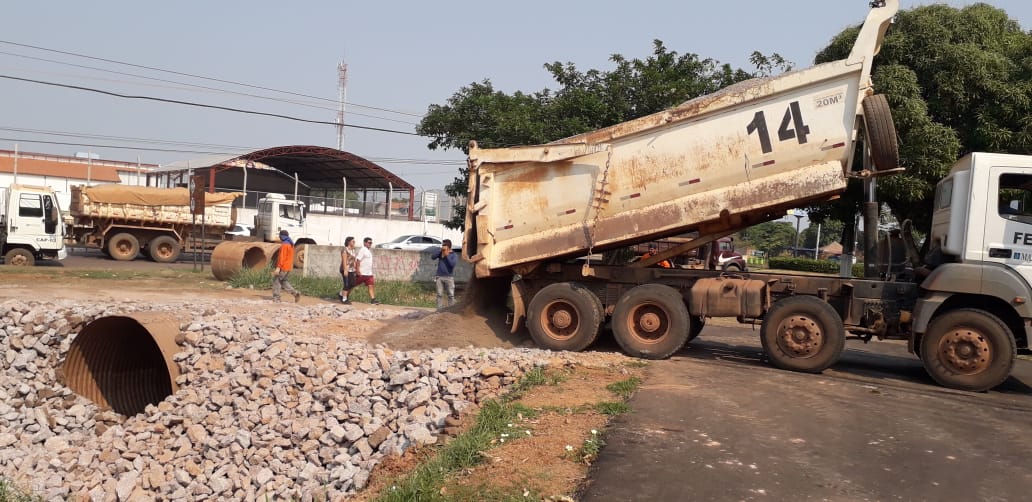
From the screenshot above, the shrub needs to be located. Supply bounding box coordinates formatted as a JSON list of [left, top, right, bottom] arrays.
[[766, 257, 839, 274]]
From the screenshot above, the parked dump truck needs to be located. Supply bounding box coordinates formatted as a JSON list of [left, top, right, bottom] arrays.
[[0, 184, 66, 266], [463, 0, 1028, 391], [65, 184, 241, 262]]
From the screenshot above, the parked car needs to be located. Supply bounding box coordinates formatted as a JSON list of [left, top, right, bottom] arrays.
[[225, 223, 254, 237], [376, 235, 442, 251]]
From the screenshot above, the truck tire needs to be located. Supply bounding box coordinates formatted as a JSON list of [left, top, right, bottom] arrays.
[[527, 282, 602, 352], [148, 235, 181, 263], [612, 284, 691, 359], [107, 233, 140, 261], [862, 94, 899, 171], [687, 315, 706, 342], [920, 309, 1016, 392], [760, 296, 845, 373], [4, 248, 35, 267]]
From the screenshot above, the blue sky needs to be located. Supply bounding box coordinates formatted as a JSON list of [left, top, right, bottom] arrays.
[[1, 1, 1029, 194]]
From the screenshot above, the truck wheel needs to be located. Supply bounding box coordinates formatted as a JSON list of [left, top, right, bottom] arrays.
[[920, 309, 1016, 392], [612, 284, 691, 359], [687, 315, 706, 342], [107, 233, 140, 261], [527, 283, 602, 352], [862, 94, 899, 171], [148, 235, 181, 263], [723, 263, 742, 272], [4, 248, 35, 267], [760, 296, 845, 373]]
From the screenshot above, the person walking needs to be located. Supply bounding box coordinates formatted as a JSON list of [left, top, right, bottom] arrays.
[[272, 230, 302, 303], [430, 239, 458, 310], [339, 236, 357, 305], [354, 236, 380, 304]]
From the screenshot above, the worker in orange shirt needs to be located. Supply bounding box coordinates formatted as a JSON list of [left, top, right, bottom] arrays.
[[272, 230, 302, 303], [641, 243, 672, 268]]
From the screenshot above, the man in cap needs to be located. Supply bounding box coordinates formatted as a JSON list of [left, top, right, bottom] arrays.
[[641, 243, 672, 268], [272, 230, 302, 303]]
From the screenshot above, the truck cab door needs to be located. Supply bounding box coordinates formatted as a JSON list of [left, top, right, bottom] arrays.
[[982, 168, 1032, 285], [10, 191, 47, 246]]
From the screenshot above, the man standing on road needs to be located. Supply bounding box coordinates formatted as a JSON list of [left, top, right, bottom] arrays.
[[430, 239, 458, 310], [272, 230, 302, 303], [355, 237, 380, 304]]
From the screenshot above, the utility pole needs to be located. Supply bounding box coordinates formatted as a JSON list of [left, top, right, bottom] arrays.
[[336, 62, 348, 151], [793, 211, 805, 256]]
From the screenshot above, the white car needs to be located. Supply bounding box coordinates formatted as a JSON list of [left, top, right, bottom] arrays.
[[225, 223, 254, 237], [376, 235, 442, 251]]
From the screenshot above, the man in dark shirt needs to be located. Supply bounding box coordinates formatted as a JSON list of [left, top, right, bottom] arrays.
[[431, 239, 459, 309]]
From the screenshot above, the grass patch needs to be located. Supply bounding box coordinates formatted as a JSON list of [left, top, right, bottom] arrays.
[[565, 430, 604, 465], [440, 481, 542, 501], [374, 400, 536, 502], [593, 401, 632, 415], [227, 266, 437, 307], [0, 479, 42, 502], [373, 368, 560, 501], [509, 367, 568, 397], [605, 377, 642, 400]]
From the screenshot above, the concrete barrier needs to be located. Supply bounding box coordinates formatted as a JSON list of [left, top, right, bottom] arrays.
[[302, 245, 472, 282]]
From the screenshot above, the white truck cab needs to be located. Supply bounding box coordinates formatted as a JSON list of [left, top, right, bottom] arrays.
[[254, 194, 317, 246], [0, 184, 67, 266], [929, 152, 1032, 285]]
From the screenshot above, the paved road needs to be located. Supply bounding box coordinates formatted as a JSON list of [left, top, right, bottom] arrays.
[[582, 326, 1032, 501], [28, 247, 205, 272]]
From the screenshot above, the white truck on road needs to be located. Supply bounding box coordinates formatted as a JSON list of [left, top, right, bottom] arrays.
[[0, 184, 67, 266], [462, 0, 1029, 391]]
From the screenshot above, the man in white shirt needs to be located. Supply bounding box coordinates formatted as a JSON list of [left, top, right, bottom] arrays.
[[354, 237, 380, 304]]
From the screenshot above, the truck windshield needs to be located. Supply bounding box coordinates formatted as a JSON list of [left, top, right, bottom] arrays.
[[280, 204, 304, 221]]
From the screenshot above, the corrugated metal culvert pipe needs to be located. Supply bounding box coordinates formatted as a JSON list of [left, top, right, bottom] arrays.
[[211, 241, 282, 280], [62, 312, 181, 416]]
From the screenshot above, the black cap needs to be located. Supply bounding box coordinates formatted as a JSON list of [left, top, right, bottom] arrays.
[[279, 230, 290, 238]]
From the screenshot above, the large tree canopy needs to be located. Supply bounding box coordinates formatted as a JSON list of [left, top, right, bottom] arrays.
[[809, 3, 1032, 232], [418, 42, 785, 229]]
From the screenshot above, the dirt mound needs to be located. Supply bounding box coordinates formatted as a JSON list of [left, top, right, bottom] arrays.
[[369, 307, 529, 351], [369, 276, 530, 351]]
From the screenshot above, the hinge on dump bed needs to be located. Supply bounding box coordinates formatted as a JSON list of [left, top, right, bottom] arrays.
[[582, 145, 613, 277]]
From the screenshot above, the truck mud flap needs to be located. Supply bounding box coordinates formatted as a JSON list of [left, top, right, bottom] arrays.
[[62, 312, 181, 416]]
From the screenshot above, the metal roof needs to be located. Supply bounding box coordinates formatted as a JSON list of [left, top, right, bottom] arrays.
[[155, 145, 413, 191]]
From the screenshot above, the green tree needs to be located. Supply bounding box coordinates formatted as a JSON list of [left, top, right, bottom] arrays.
[[740, 221, 797, 257], [801, 219, 845, 250], [418, 41, 786, 229], [808, 3, 1032, 236]]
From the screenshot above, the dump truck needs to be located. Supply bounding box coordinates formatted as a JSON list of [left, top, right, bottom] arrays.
[[65, 184, 241, 262], [462, 0, 1028, 391], [0, 184, 67, 266]]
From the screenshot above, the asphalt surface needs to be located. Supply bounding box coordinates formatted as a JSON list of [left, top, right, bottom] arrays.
[[581, 326, 1032, 501]]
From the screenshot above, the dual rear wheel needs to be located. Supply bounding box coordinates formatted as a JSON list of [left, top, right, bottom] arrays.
[[527, 282, 696, 359]]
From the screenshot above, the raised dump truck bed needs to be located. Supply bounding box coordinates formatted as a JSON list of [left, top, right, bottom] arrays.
[[464, 0, 899, 278]]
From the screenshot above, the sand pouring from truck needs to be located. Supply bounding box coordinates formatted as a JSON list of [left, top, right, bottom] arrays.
[[463, 0, 1028, 392]]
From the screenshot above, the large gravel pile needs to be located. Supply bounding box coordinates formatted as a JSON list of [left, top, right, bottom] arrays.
[[0, 299, 626, 501]]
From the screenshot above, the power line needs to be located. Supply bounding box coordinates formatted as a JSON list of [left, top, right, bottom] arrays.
[[0, 39, 425, 118], [0, 136, 240, 155], [2, 132, 464, 165], [0, 74, 426, 136], [0, 51, 421, 125]]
